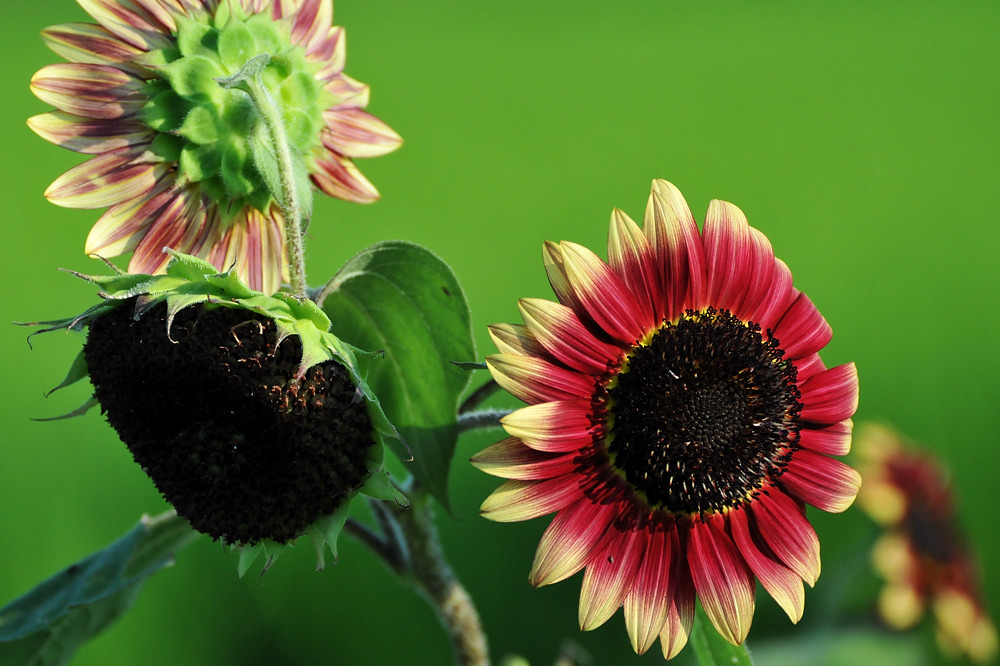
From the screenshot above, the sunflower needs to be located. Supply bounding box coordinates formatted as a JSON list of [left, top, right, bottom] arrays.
[[857, 423, 998, 664], [473, 180, 860, 658], [29, 0, 401, 294]]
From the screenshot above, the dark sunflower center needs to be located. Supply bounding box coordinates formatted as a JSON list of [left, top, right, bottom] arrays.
[[606, 308, 801, 514]]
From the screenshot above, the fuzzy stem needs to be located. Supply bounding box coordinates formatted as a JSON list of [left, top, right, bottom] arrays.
[[457, 408, 511, 434], [394, 495, 490, 666]]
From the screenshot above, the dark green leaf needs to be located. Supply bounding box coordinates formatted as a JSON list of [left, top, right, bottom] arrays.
[[0, 512, 198, 666], [318, 241, 475, 510], [690, 604, 754, 666]]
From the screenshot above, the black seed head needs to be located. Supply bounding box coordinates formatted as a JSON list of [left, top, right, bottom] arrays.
[[84, 299, 374, 545], [605, 308, 801, 515]]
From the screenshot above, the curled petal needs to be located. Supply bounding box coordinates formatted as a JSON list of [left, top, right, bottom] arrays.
[[487, 354, 595, 404], [687, 515, 756, 645], [750, 491, 821, 586], [500, 400, 597, 453], [772, 292, 833, 361], [480, 476, 583, 523], [531, 498, 618, 586], [799, 363, 859, 425], [470, 438, 578, 481], [311, 153, 380, 203], [31, 63, 146, 119], [751, 258, 795, 334], [733, 227, 777, 322], [322, 108, 402, 158], [781, 449, 861, 513], [799, 420, 854, 456]]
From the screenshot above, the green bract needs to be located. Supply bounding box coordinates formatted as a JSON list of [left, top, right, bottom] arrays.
[[141, 3, 333, 215]]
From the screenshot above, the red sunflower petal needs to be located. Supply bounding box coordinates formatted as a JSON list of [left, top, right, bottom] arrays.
[[321, 107, 402, 159], [687, 515, 756, 645], [729, 506, 805, 623], [799, 363, 859, 425], [487, 323, 550, 359], [750, 490, 821, 586], [480, 476, 583, 523], [579, 520, 647, 631], [41, 23, 147, 76], [772, 292, 833, 361], [660, 548, 696, 660], [799, 420, 854, 457], [31, 63, 146, 120], [644, 179, 708, 317], [531, 498, 618, 586], [733, 227, 777, 322], [86, 177, 174, 257], [46, 146, 166, 209], [487, 354, 596, 405], [519, 298, 621, 375], [288, 0, 332, 56], [313, 26, 346, 81], [623, 526, 674, 655], [607, 209, 659, 329], [311, 153, 380, 203], [470, 437, 578, 481], [28, 112, 152, 154], [750, 258, 796, 334], [781, 449, 861, 514], [129, 186, 197, 274], [793, 352, 828, 385], [500, 400, 597, 453], [325, 72, 370, 109], [77, 0, 174, 50], [703, 199, 754, 312]]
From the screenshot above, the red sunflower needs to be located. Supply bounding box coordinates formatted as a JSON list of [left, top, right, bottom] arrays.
[[473, 179, 860, 658], [29, 0, 401, 294]]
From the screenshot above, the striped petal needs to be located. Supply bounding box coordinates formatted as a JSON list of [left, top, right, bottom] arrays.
[[480, 476, 582, 523], [487, 354, 595, 405], [129, 186, 197, 274], [772, 292, 833, 361], [623, 527, 674, 654], [687, 515, 756, 645], [46, 146, 166, 209], [733, 227, 777, 322], [703, 199, 754, 311], [579, 521, 647, 631], [487, 323, 550, 359], [325, 72, 370, 109], [470, 438, 578, 481], [608, 208, 661, 327], [31, 64, 146, 120], [750, 258, 795, 334], [750, 491, 821, 586], [781, 449, 861, 513], [313, 26, 346, 80], [530, 498, 618, 586], [799, 420, 854, 457], [644, 179, 707, 317], [86, 178, 174, 256], [28, 111, 152, 154], [41, 23, 147, 76], [311, 153, 380, 203], [729, 506, 805, 623], [659, 555, 696, 660], [77, 0, 174, 50], [799, 363, 859, 425], [322, 108, 402, 158], [500, 400, 597, 453], [519, 298, 622, 375]]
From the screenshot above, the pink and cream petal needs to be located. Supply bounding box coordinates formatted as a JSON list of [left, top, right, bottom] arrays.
[[750, 491, 821, 586], [487, 323, 550, 359], [86, 178, 174, 256], [500, 400, 597, 453], [799, 420, 854, 457], [729, 507, 805, 623], [480, 476, 583, 523], [313, 26, 346, 80], [781, 450, 861, 513], [41, 23, 147, 76], [77, 0, 174, 51], [46, 146, 167, 209], [542, 241, 586, 316], [660, 556, 696, 660], [607, 209, 660, 328], [486, 354, 595, 404], [129, 187, 195, 274], [772, 293, 833, 361], [687, 516, 756, 645], [31, 63, 146, 120], [28, 112, 153, 154], [579, 522, 647, 631], [286, 0, 332, 56], [531, 499, 618, 587], [518, 298, 621, 375], [703, 198, 754, 311], [311, 153, 380, 203], [798, 363, 859, 425], [750, 259, 796, 334], [325, 73, 370, 109], [470, 438, 578, 481], [623, 527, 674, 654], [322, 108, 403, 158], [733, 227, 777, 323], [644, 179, 707, 317], [558, 241, 648, 344]]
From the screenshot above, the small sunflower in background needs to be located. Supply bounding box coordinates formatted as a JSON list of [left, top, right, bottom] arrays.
[[29, 0, 401, 294], [856, 423, 998, 664], [474, 179, 860, 659]]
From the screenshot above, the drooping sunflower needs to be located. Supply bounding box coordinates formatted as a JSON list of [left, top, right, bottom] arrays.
[[29, 0, 401, 294], [856, 423, 998, 664], [473, 180, 860, 658]]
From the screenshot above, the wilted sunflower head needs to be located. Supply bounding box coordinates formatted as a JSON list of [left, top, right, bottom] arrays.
[[29, 0, 402, 294], [27, 251, 401, 566]]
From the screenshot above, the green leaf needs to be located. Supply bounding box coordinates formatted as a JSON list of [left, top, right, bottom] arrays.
[[319, 241, 475, 510], [0, 512, 198, 666], [690, 604, 754, 666]]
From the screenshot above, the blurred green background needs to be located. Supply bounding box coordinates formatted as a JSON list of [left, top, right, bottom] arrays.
[[2, 1, 998, 664]]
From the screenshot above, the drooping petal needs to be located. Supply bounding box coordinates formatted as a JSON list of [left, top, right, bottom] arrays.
[[129, 186, 196, 274], [660, 551, 696, 660], [480, 476, 583, 523], [750, 490, 821, 586], [31, 63, 146, 119], [311, 153, 380, 203], [781, 449, 861, 513], [487, 354, 595, 405], [286, 0, 332, 56], [77, 0, 174, 50], [86, 178, 174, 256], [487, 323, 550, 359], [41, 23, 147, 76], [607, 209, 659, 329], [729, 506, 805, 623], [500, 400, 597, 453], [579, 521, 647, 631], [28, 111, 153, 154], [325, 72, 370, 108], [322, 108, 402, 158], [46, 146, 167, 209], [519, 298, 622, 375], [531, 498, 618, 586], [644, 179, 707, 317], [799, 420, 854, 456], [772, 292, 833, 361], [703, 198, 754, 311], [798, 363, 859, 425], [470, 438, 579, 481], [687, 515, 756, 645], [623, 527, 673, 654]]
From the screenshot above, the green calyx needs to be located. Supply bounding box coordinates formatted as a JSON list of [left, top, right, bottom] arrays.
[[140, 3, 333, 216]]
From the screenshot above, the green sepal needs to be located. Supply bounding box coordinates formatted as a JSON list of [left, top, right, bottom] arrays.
[[306, 502, 351, 571], [31, 396, 99, 422], [44, 349, 89, 397]]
